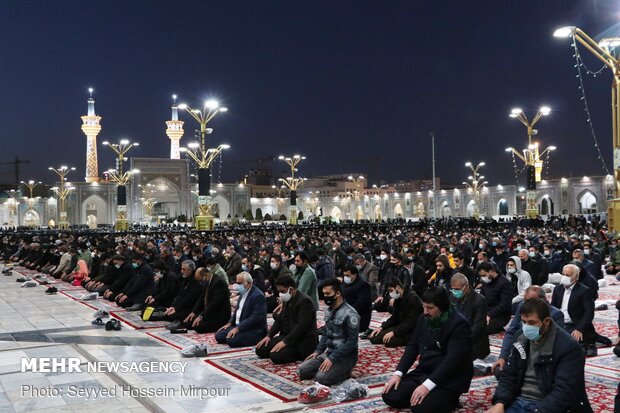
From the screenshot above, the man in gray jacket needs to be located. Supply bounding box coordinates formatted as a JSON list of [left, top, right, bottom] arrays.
[[298, 278, 360, 385]]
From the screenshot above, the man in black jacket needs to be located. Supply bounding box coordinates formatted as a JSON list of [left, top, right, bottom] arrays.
[[486, 298, 593, 413], [449, 272, 489, 360], [256, 275, 317, 364], [551, 263, 596, 356], [479, 262, 513, 335], [453, 252, 476, 288], [144, 260, 180, 309], [382, 286, 473, 413], [161, 260, 204, 329], [184, 267, 230, 333], [341, 265, 372, 334], [374, 253, 411, 313], [370, 278, 423, 347], [115, 253, 155, 310], [102, 255, 134, 301]]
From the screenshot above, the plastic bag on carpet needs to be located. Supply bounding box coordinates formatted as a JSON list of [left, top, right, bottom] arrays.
[[332, 379, 369, 402]]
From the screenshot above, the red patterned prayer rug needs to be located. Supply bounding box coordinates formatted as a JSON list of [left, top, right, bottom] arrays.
[[206, 343, 405, 402], [146, 330, 255, 356], [109, 310, 170, 329]]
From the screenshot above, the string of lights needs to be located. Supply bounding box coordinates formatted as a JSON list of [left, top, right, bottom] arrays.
[[571, 36, 611, 174], [217, 151, 223, 184], [511, 151, 521, 186], [544, 150, 551, 180]]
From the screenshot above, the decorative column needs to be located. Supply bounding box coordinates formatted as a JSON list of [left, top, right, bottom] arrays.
[[166, 95, 184, 159], [81, 88, 101, 183]]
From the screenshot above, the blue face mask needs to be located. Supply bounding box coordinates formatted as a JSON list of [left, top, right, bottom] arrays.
[[451, 289, 464, 299], [522, 322, 542, 341], [132, 262, 139, 269], [235, 283, 247, 296]]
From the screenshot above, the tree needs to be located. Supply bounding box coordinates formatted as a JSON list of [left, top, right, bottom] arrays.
[[255, 208, 263, 221], [298, 211, 304, 220], [264, 213, 272, 221], [279, 214, 287, 221], [244, 208, 254, 221]]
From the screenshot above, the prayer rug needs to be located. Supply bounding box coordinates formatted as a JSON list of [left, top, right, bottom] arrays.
[[206, 343, 404, 402], [109, 310, 170, 329], [146, 330, 254, 356]]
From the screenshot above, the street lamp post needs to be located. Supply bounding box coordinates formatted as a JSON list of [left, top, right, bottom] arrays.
[[348, 175, 365, 222], [48, 166, 75, 229], [20, 180, 41, 228], [178, 100, 228, 231], [463, 161, 487, 219], [505, 106, 556, 218], [271, 185, 287, 216], [102, 139, 139, 231], [554, 26, 620, 228], [278, 154, 306, 224]]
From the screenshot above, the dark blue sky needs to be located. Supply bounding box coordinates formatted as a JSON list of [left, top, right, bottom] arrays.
[[0, 1, 618, 188]]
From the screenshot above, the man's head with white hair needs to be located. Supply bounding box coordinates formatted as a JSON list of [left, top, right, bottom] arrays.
[[234, 272, 253, 296], [561, 264, 580, 289]]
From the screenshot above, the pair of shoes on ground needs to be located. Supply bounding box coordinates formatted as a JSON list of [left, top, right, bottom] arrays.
[[21, 280, 37, 288], [359, 329, 372, 340], [91, 310, 111, 326], [180, 344, 209, 357], [165, 320, 187, 334], [45, 286, 58, 294], [104, 319, 121, 331], [16, 277, 32, 282]]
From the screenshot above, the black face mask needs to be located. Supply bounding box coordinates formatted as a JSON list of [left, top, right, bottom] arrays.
[[323, 294, 336, 307]]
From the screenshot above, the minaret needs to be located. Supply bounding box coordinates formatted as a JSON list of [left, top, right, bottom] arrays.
[[81, 88, 101, 183], [165, 94, 184, 159]]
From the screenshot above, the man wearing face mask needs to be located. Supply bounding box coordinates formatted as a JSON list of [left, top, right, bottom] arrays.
[[370, 278, 422, 347], [298, 278, 360, 386], [374, 253, 411, 313], [142, 260, 179, 310], [492, 244, 510, 276], [241, 256, 267, 292], [215, 272, 267, 348], [341, 265, 372, 337], [493, 286, 565, 375], [204, 257, 228, 284], [114, 253, 155, 311], [449, 273, 489, 361], [517, 249, 542, 286], [223, 245, 243, 284], [486, 298, 593, 413], [506, 257, 532, 311], [551, 264, 596, 357], [256, 275, 317, 364], [479, 262, 513, 335], [293, 252, 319, 311], [354, 253, 379, 299], [182, 267, 230, 337], [382, 286, 473, 412], [158, 260, 204, 329]]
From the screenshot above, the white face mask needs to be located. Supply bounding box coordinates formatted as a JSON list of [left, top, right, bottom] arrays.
[[389, 291, 400, 300], [280, 287, 292, 302], [343, 276, 353, 285], [528, 251, 536, 258], [479, 244, 484, 250], [507, 268, 516, 274], [560, 275, 573, 287], [480, 276, 492, 284], [270, 262, 279, 270], [380, 254, 388, 260]]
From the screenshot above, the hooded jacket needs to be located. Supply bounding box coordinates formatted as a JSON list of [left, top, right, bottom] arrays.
[[507, 256, 532, 305]]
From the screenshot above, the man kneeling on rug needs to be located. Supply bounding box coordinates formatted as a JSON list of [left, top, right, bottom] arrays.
[[298, 277, 360, 386], [215, 272, 267, 348], [485, 298, 593, 413], [382, 286, 473, 413], [255, 275, 317, 364]]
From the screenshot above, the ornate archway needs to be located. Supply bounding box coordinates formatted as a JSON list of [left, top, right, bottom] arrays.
[[578, 191, 597, 214], [394, 203, 403, 218], [143, 177, 183, 219], [497, 199, 509, 215], [440, 201, 451, 218], [81, 194, 108, 225], [330, 206, 342, 220], [416, 202, 425, 218], [374, 205, 382, 221], [466, 200, 476, 217], [23, 209, 40, 227]]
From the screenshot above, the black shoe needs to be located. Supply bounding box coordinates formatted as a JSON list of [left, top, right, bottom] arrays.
[[597, 335, 613, 347], [613, 344, 620, 358], [45, 286, 58, 295], [105, 319, 121, 331], [317, 326, 326, 336], [586, 344, 598, 357]]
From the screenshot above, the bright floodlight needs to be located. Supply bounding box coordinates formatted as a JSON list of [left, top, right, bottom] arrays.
[[348, 175, 353, 180], [220, 144, 230, 149], [205, 99, 219, 109], [600, 38, 620, 48], [102, 141, 109, 146], [219, 107, 228, 112], [120, 139, 129, 145], [88, 87, 93, 94], [172, 94, 177, 100], [554, 26, 575, 38], [465, 162, 472, 167], [178, 103, 188, 109], [479, 162, 486, 166], [511, 108, 522, 115], [131, 169, 140, 174], [48, 167, 53, 170], [540, 106, 551, 115], [188, 142, 200, 149], [179, 147, 187, 152], [548, 145, 557, 151], [505, 147, 513, 152], [133, 142, 139, 146], [278, 155, 285, 160]]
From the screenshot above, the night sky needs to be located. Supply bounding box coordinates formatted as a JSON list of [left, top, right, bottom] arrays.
[[1, 1, 619, 188]]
